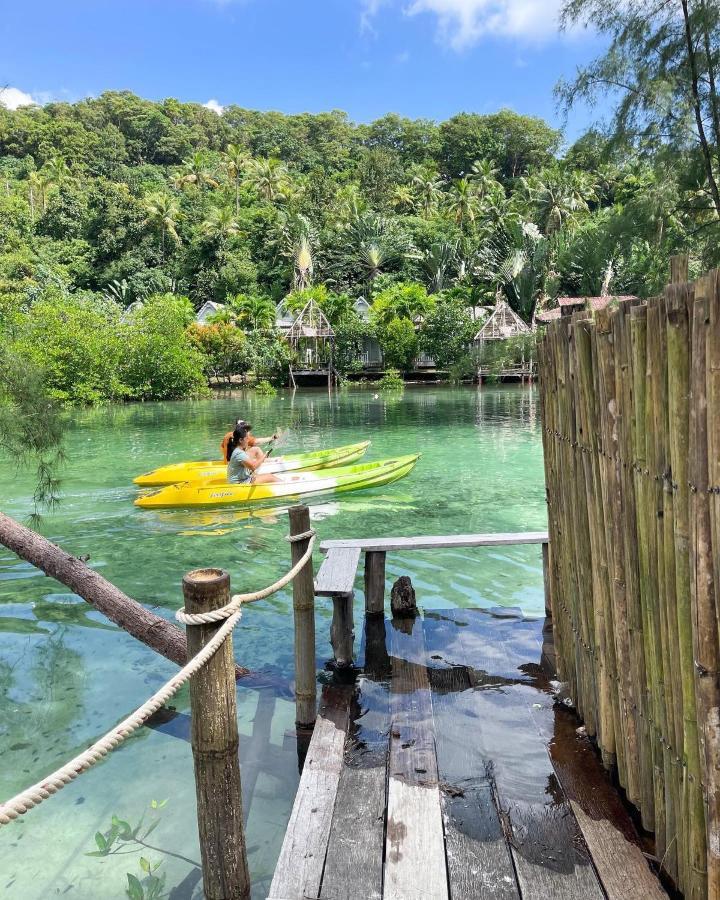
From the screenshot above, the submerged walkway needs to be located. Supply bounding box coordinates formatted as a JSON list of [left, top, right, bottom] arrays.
[[269, 608, 666, 900]]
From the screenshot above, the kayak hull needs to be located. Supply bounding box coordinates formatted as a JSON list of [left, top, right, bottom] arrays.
[[133, 441, 370, 486], [134, 455, 419, 509]]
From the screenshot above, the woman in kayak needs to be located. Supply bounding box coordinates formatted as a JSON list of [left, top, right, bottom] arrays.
[[220, 419, 278, 460], [226, 425, 279, 485]]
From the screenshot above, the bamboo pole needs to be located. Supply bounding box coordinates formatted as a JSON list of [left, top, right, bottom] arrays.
[[689, 278, 720, 898], [576, 318, 616, 766], [645, 301, 671, 863], [667, 281, 705, 899], [288, 505, 317, 728], [184, 568, 250, 900]]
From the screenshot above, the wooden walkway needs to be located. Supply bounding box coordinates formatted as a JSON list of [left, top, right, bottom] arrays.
[[269, 608, 667, 900]]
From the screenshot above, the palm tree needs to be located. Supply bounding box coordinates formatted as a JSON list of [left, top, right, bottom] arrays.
[[223, 143, 248, 215], [175, 152, 219, 191], [446, 178, 481, 229], [412, 241, 458, 293], [142, 192, 181, 254], [27, 171, 48, 221], [201, 206, 239, 245], [357, 242, 391, 287], [229, 294, 277, 331], [521, 170, 593, 236], [245, 157, 291, 203], [392, 184, 416, 214], [411, 174, 443, 218], [43, 156, 70, 189]]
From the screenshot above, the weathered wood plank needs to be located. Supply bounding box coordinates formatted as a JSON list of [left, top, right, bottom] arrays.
[[384, 616, 449, 900], [422, 620, 520, 900], [320, 680, 389, 900], [450, 613, 605, 900], [315, 546, 361, 597], [320, 532, 549, 552], [534, 704, 666, 900], [267, 686, 351, 900]]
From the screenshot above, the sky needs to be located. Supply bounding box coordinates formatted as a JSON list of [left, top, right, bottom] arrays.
[[0, 0, 608, 144]]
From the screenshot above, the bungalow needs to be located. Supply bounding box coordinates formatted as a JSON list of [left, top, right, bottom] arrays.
[[195, 300, 225, 324]]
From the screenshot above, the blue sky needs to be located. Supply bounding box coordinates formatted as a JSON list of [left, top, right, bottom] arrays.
[[1, 0, 607, 144]]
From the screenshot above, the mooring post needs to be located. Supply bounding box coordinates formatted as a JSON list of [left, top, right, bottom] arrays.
[[364, 550, 386, 615], [184, 568, 250, 900], [289, 505, 317, 728]]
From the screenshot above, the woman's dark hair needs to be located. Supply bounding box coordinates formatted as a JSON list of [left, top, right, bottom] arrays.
[[226, 425, 249, 462]]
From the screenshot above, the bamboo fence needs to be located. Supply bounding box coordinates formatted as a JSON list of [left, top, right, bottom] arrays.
[[538, 258, 720, 899]]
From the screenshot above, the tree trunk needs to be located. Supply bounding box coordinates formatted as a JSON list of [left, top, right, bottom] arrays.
[[682, 0, 720, 218], [0, 511, 250, 678], [700, 0, 720, 174]]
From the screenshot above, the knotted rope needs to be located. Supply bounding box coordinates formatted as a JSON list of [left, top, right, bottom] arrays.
[[0, 529, 316, 826]]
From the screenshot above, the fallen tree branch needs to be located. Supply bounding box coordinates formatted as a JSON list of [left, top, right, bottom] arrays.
[[0, 511, 250, 679]]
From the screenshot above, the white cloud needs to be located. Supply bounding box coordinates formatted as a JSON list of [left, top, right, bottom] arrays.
[[203, 98, 224, 115], [0, 86, 37, 110], [362, 0, 563, 48]]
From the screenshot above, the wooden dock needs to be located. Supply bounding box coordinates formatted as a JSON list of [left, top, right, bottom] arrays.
[[269, 606, 666, 900]]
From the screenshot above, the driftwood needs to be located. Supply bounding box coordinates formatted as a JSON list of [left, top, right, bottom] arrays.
[[0, 511, 249, 678]]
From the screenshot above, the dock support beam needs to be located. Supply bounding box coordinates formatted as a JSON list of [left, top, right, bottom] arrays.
[[364, 550, 386, 615], [330, 593, 354, 668], [184, 568, 250, 900], [289, 505, 317, 728]]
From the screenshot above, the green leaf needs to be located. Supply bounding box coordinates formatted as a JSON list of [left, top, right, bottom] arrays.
[[126, 873, 144, 900], [141, 820, 159, 841], [94, 832, 107, 852], [139, 857, 150, 874], [85, 850, 109, 858], [150, 798, 168, 810]]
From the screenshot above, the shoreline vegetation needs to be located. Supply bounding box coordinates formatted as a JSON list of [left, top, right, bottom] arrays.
[[2, 82, 718, 409]]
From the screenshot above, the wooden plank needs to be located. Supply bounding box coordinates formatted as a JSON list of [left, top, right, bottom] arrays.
[[320, 531, 549, 552], [385, 616, 449, 900], [268, 686, 351, 900], [422, 617, 520, 900], [315, 546, 361, 597], [532, 703, 666, 900], [321, 679, 389, 900], [450, 613, 605, 900]]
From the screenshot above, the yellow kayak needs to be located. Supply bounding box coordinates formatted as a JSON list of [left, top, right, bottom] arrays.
[[133, 441, 370, 486], [135, 455, 419, 509]]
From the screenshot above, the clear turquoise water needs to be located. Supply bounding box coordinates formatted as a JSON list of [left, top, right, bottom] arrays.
[[0, 385, 545, 898]]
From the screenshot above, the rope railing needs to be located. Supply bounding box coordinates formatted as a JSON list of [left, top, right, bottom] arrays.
[[0, 528, 317, 827]]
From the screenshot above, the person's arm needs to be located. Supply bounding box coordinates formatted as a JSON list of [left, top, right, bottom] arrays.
[[253, 433, 279, 446], [239, 450, 266, 471]]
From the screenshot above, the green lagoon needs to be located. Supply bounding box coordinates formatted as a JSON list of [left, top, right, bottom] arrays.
[[0, 384, 545, 898]]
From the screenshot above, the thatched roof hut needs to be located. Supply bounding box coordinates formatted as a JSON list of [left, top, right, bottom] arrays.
[[473, 298, 531, 343]]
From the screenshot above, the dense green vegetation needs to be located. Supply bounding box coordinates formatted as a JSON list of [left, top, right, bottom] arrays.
[[3, 0, 720, 409]]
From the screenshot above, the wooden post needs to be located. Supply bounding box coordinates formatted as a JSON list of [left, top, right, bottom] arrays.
[[184, 568, 250, 900], [541, 541, 551, 617], [670, 254, 690, 284], [364, 550, 386, 616], [330, 593, 354, 668], [289, 505, 317, 728]]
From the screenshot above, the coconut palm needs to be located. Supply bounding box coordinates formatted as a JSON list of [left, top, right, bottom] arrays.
[[521, 169, 593, 236], [411, 174, 443, 218], [223, 143, 249, 215], [175, 152, 219, 191], [446, 179, 481, 229], [392, 184, 416, 214], [229, 294, 277, 331], [201, 206, 239, 245], [142, 192, 181, 254], [245, 157, 291, 203]]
